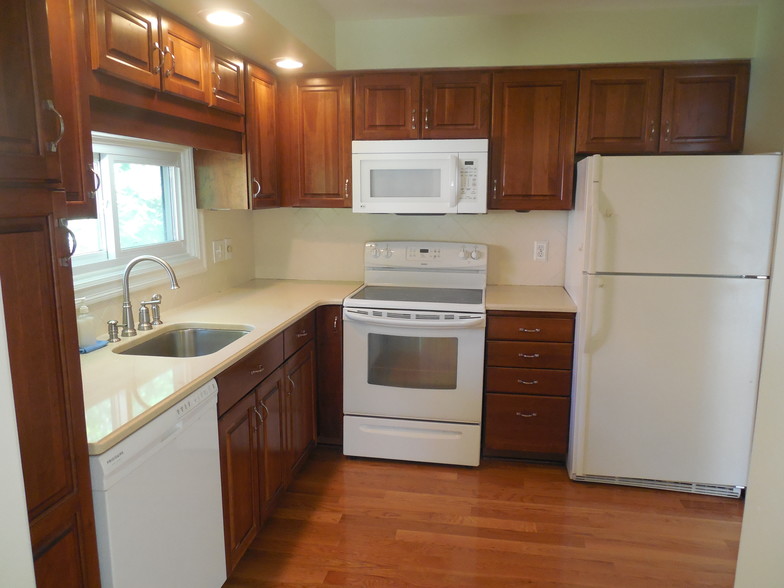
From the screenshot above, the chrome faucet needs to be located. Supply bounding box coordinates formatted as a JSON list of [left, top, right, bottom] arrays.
[[120, 256, 180, 337]]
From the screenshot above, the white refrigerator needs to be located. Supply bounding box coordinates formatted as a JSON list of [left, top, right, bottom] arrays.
[[565, 154, 782, 497]]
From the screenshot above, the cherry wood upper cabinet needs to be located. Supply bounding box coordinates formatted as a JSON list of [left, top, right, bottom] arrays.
[[246, 64, 277, 208], [490, 69, 578, 211], [210, 43, 245, 115], [278, 76, 353, 208], [353, 71, 491, 140], [576, 67, 662, 154], [0, 0, 62, 183], [660, 62, 749, 153], [159, 16, 210, 104]]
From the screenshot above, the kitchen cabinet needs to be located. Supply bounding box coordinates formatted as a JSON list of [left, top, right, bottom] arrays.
[[88, 0, 210, 104], [483, 312, 575, 461], [257, 369, 285, 517], [284, 342, 317, 478], [278, 75, 353, 207], [490, 69, 578, 211], [316, 305, 343, 445], [353, 70, 491, 140], [0, 0, 62, 183], [246, 63, 278, 208], [209, 42, 245, 115], [576, 62, 749, 154]]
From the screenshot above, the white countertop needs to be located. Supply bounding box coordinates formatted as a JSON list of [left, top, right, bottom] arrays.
[[81, 280, 573, 455]]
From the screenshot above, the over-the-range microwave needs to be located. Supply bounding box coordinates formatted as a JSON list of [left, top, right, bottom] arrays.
[[352, 139, 488, 214]]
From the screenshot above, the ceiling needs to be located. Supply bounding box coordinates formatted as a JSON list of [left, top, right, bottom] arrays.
[[316, 0, 761, 20]]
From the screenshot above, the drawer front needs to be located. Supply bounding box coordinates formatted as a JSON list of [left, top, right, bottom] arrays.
[[487, 316, 574, 342], [284, 312, 315, 358], [485, 367, 571, 397], [486, 341, 573, 369], [484, 393, 569, 456], [217, 332, 284, 415]]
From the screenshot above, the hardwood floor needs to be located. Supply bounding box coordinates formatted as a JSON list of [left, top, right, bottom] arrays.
[[224, 446, 743, 587]]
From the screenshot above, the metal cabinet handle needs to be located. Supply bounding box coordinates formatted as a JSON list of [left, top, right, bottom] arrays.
[[258, 400, 269, 421], [212, 70, 222, 95], [424, 107, 430, 129], [58, 219, 76, 268], [515, 412, 538, 418], [163, 46, 175, 77], [250, 365, 266, 375], [296, 330, 309, 338], [42, 100, 65, 153], [252, 177, 262, 198], [344, 178, 350, 199], [333, 315, 338, 330], [664, 120, 671, 142], [518, 353, 540, 359], [89, 164, 101, 193], [649, 120, 656, 140], [518, 328, 541, 333], [410, 108, 417, 130], [286, 374, 295, 396], [493, 179, 498, 199], [517, 379, 539, 385], [253, 406, 264, 427], [152, 42, 165, 74]]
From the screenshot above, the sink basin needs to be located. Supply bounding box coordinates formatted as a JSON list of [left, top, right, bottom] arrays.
[[113, 324, 252, 358]]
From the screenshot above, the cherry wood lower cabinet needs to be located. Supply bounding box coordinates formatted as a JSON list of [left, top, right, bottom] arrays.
[[483, 311, 575, 462], [217, 314, 317, 574], [316, 305, 343, 444]]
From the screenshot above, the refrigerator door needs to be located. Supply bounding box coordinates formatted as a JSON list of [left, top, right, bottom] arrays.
[[585, 154, 781, 276], [569, 273, 767, 487]]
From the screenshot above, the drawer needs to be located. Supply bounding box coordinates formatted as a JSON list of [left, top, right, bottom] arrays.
[[483, 393, 569, 457], [487, 315, 574, 342], [486, 341, 573, 370], [217, 332, 284, 415], [485, 367, 571, 397], [284, 312, 315, 358]]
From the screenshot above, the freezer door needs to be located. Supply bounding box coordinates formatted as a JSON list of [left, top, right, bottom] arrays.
[[570, 273, 767, 487], [586, 154, 781, 276]]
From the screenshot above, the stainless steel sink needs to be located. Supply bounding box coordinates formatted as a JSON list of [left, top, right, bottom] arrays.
[[113, 325, 252, 358]]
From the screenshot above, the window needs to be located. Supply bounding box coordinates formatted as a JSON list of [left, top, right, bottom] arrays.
[[69, 133, 203, 299]]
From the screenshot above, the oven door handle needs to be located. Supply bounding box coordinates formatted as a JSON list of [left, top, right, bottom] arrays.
[[344, 309, 485, 329]]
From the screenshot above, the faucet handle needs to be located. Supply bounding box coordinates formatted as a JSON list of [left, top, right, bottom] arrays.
[[141, 293, 163, 325]]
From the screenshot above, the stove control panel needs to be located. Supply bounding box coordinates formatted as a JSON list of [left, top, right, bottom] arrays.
[[365, 241, 487, 270]]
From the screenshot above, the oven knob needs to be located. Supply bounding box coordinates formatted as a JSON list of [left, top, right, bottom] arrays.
[[383, 248, 393, 258], [371, 246, 380, 258], [470, 249, 481, 260], [458, 248, 468, 259]]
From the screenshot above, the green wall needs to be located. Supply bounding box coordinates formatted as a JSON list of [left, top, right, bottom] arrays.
[[334, 6, 757, 70]]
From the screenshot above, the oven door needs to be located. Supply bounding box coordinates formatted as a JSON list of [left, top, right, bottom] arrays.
[[343, 308, 485, 423]]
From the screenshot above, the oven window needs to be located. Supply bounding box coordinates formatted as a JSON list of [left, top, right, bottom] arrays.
[[367, 333, 457, 389]]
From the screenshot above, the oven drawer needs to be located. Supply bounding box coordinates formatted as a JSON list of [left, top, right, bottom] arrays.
[[485, 367, 571, 397], [284, 312, 315, 357], [216, 333, 284, 415], [486, 341, 573, 370], [483, 393, 569, 457], [487, 316, 574, 342], [344, 415, 481, 467]]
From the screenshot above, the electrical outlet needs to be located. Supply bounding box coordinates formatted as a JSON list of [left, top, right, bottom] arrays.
[[212, 240, 225, 263], [534, 240, 548, 262], [224, 238, 233, 260]]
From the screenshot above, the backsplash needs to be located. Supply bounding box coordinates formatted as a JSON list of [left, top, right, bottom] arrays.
[[252, 208, 568, 285]]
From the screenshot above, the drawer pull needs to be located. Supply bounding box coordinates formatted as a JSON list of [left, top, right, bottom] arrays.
[[515, 411, 538, 418], [296, 330, 309, 338], [518, 328, 541, 333], [250, 365, 266, 375], [518, 353, 540, 359], [517, 379, 538, 385]]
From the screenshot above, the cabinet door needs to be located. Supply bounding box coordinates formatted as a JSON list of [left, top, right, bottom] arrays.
[[257, 369, 285, 519], [316, 305, 343, 445], [421, 70, 491, 139], [354, 73, 421, 140], [88, 0, 162, 90], [280, 76, 353, 207], [47, 0, 98, 218], [576, 67, 662, 154], [218, 391, 259, 574], [284, 342, 316, 478], [209, 43, 245, 115], [246, 64, 278, 208], [160, 16, 210, 104], [0, 0, 62, 183], [0, 191, 100, 587], [660, 63, 749, 153], [490, 69, 578, 210]]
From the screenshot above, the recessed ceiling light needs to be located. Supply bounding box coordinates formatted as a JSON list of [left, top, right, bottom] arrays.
[[202, 9, 246, 27], [273, 58, 304, 70]]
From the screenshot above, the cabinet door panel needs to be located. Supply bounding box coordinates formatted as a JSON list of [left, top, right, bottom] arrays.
[[160, 18, 209, 103], [486, 341, 573, 370], [490, 69, 578, 210], [258, 370, 285, 517], [246, 64, 277, 207], [89, 0, 161, 89], [285, 342, 316, 477], [422, 71, 491, 139], [354, 73, 420, 140], [576, 67, 662, 154], [660, 63, 749, 153], [484, 393, 570, 457], [316, 305, 343, 444]]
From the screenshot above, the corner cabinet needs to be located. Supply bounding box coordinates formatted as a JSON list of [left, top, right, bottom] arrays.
[[278, 75, 353, 207], [483, 312, 575, 462], [490, 69, 578, 211]]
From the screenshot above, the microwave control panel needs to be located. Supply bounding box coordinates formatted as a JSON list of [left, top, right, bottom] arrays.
[[459, 159, 479, 200]]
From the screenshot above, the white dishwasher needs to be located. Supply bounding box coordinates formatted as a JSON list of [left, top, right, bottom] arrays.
[[90, 379, 226, 588]]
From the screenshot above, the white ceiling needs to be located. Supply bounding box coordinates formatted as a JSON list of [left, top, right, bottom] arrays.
[[316, 0, 761, 21]]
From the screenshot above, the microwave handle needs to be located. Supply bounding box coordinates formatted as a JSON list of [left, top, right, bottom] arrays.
[[449, 155, 459, 207]]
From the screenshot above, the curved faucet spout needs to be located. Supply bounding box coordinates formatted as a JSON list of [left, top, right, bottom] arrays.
[[121, 255, 180, 337]]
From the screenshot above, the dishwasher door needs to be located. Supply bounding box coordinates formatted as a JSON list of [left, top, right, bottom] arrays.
[[90, 380, 225, 588]]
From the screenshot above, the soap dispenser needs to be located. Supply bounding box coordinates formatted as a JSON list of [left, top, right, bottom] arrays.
[[75, 298, 96, 349]]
